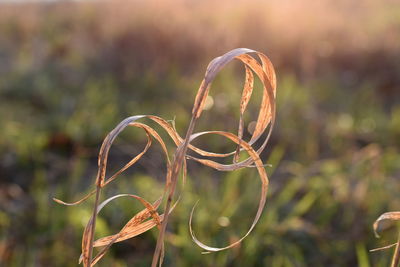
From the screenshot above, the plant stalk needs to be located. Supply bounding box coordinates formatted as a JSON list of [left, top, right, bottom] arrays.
[[391, 232, 400, 267], [151, 117, 197, 267], [86, 185, 102, 267]]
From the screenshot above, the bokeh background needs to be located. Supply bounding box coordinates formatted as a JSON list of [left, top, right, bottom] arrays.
[[1, 0, 400, 266]]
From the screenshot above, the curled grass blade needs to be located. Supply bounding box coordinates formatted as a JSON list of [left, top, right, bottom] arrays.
[[372, 211, 400, 267], [234, 65, 254, 162], [80, 194, 162, 265], [374, 211, 400, 238], [57, 48, 277, 266], [188, 131, 268, 252]]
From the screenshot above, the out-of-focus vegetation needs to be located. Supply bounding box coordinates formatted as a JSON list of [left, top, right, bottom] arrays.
[[0, 0, 399, 266]]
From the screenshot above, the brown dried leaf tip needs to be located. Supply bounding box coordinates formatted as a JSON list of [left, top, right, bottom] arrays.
[[54, 48, 277, 266], [373, 212, 400, 238]]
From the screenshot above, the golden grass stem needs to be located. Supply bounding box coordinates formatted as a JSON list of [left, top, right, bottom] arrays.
[[151, 117, 197, 267], [86, 186, 102, 267], [391, 232, 400, 267]]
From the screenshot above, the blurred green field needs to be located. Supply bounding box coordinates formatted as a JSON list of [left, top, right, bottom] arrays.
[[0, 0, 400, 266]]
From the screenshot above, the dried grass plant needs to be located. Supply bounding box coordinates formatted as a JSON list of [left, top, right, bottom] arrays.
[[54, 48, 277, 266], [372, 212, 400, 267]]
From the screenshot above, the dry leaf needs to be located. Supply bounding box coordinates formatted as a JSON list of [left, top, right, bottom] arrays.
[[54, 48, 277, 266], [373, 211, 400, 238]]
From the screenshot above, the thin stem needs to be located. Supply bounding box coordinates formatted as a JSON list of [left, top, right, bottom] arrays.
[[86, 185, 102, 267], [391, 232, 400, 267], [151, 117, 197, 267]]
